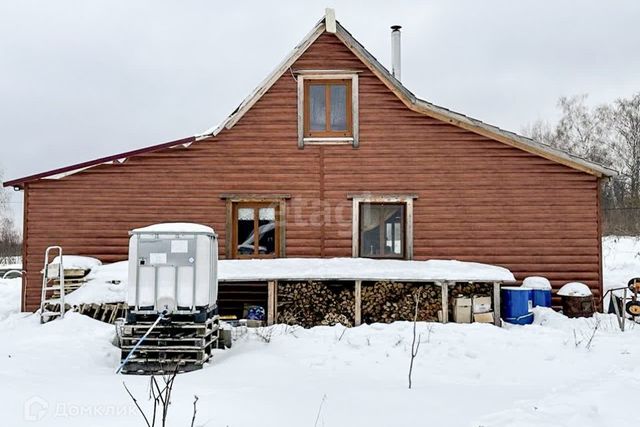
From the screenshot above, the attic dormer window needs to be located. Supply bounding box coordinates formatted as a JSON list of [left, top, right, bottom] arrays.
[[304, 80, 352, 137], [297, 71, 359, 147]]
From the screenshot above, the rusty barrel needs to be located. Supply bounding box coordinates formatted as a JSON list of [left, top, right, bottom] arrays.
[[561, 295, 595, 318]]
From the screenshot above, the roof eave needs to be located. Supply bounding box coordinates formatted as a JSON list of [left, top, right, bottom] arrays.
[[332, 22, 615, 178], [3, 135, 197, 189]]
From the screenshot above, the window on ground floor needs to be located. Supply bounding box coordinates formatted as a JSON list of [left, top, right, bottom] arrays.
[[232, 202, 280, 258], [351, 195, 415, 260], [359, 203, 405, 258]]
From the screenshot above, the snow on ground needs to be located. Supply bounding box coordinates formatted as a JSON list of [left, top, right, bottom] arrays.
[[0, 278, 21, 320], [0, 237, 639, 426], [64, 261, 128, 305], [0, 310, 639, 427]]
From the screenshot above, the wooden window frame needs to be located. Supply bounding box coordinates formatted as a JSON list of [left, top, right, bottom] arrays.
[[350, 194, 416, 260], [303, 79, 353, 138], [221, 195, 289, 259], [232, 202, 281, 259], [358, 202, 406, 259], [296, 72, 359, 148]]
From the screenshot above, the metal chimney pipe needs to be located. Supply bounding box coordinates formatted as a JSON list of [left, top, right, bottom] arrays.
[[391, 25, 402, 81]]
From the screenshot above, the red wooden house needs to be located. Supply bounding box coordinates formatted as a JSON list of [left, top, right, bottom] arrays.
[[4, 10, 615, 312]]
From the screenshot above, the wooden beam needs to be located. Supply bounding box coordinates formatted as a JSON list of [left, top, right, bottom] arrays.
[[493, 282, 501, 327], [346, 193, 418, 201], [439, 281, 448, 323], [219, 194, 291, 201], [267, 280, 276, 326], [354, 280, 362, 326], [224, 200, 232, 259], [274, 280, 278, 323], [351, 73, 359, 148]]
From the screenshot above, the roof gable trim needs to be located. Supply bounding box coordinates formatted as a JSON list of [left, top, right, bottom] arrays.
[[4, 10, 615, 188], [198, 14, 615, 178], [197, 18, 327, 139]]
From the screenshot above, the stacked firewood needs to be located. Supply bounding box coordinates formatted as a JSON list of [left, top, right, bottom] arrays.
[[362, 281, 441, 323], [277, 281, 355, 328]]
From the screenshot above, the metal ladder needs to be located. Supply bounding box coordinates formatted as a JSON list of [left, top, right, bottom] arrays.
[[40, 246, 66, 323]]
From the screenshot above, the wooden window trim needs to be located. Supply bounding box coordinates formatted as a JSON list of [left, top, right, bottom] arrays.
[[351, 195, 415, 260], [303, 79, 353, 138], [225, 200, 286, 259], [297, 73, 359, 148]]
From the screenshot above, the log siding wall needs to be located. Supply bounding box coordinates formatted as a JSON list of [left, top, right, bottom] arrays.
[[21, 33, 602, 311]]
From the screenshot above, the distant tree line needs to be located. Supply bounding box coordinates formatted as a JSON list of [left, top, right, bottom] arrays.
[[523, 92, 640, 235], [0, 169, 21, 262]]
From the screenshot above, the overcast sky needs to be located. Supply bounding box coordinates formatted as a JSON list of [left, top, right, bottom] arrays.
[[1, 0, 639, 228]]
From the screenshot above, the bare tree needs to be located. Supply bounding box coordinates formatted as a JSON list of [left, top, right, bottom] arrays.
[[523, 95, 614, 165], [522, 92, 640, 234], [123, 370, 199, 427], [611, 93, 640, 203], [0, 168, 21, 262], [0, 217, 21, 262], [408, 293, 422, 389], [521, 119, 557, 148]]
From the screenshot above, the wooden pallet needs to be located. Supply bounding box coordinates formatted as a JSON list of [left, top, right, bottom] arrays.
[[122, 346, 213, 362], [41, 302, 127, 324], [51, 282, 87, 298], [46, 269, 90, 298], [120, 335, 211, 347], [118, 316, 220, 375], [79, 302, 128, 323], [119, 360, 204, 375], [121, 318, 216, 338]]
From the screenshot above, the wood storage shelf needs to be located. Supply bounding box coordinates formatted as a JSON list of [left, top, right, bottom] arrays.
[[276, 281, 355, 328], [361, 281, 441, 323], [447, 283, 495, 320]]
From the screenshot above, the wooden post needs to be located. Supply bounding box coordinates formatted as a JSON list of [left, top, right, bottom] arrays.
[[493, 281, 501, 327], [273, 280, 278, 324], [267, 280, 276, 326], [354, 280, 362, 326], [439, 281, 448, 323]]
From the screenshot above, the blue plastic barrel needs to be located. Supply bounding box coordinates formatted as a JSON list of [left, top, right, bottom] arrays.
[[531, 289, 552, 308], [522, 277, 552, 309], [501, 287, 534, 325]]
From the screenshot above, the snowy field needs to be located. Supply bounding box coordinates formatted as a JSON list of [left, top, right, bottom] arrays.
[[0, 237, 639, 426]]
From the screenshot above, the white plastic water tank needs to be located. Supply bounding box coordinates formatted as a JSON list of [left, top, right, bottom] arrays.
[[127, 223, 218, 314]]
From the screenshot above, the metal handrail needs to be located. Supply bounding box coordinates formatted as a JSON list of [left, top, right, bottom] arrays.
[[2, 269, 24, 280]]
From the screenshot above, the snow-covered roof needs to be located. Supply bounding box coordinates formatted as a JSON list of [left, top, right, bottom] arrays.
[[58, 257, 514, 306], [131, 223, 216, 235], [219, 257, 515, 283]]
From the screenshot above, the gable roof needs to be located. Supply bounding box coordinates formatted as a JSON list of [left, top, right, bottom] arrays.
[[4, 11, 615, 189]]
